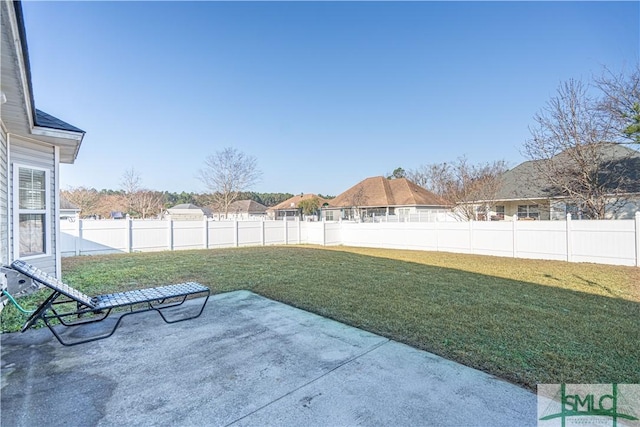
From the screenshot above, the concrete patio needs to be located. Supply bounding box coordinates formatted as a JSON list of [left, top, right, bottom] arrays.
[[1, 290, 537, 426]]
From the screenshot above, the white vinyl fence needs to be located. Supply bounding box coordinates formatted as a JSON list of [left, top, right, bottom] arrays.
[[60, 213, 640, 267]]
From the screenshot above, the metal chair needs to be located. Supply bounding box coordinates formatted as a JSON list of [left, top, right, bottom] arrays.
[[6, 260, 210, 346]]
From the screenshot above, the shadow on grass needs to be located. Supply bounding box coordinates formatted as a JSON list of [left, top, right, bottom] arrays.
[[2, 246, 639, 391]]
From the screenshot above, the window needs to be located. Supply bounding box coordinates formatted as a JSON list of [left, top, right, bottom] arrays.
[[517, 204, 539, 220], [325, 210, 334, 221], [494, 205, 505, 220], [14, 165, 50, 258]]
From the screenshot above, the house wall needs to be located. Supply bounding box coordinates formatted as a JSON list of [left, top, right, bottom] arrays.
[[490, 198, 640, 221], [0, 129, 7, 265], [9, 135, 57, 273]]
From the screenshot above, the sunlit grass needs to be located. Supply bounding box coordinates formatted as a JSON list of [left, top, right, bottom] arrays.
[[2, 245, 638, 391]]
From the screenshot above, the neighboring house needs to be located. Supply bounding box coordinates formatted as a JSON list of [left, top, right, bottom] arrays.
[[1, 0, 85, 277], [322, 176, 450, 221], [216, 200, 268, 220], [165, 203, 212, 221], [267, 194, 329, 220], [478, 144, 640, 221], [59, 196, 80, 221]]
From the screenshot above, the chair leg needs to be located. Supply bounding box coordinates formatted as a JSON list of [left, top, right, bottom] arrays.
[[43, 310, 133, 347], [153, 293, 210, 324]]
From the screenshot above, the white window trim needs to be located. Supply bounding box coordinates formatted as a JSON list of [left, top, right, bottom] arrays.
[[13, 163, 52, 260]]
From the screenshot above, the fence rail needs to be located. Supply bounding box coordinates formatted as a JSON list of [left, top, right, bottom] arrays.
[[60, 213, 640, 267]]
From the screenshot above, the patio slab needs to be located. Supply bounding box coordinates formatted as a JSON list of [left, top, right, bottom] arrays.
[[1, 290, 537, 426]]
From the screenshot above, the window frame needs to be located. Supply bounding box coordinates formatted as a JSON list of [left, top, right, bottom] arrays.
[[517, 204, 540, 220], [13, 164, 52, 259]]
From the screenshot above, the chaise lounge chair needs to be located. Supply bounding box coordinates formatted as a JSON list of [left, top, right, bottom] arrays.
[[7, 260, 210, 346]]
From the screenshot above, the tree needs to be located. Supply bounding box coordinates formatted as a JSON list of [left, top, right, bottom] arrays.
[[387, 167, 406, 179], [594, 65, 640, 143], [298, 197, 321, 216], [130, 190, 166, 219], [61, 186, 101, 217], [197, 147, 262, 218], [523, 78, 638, 219], [120, 167, 142, 217], [408, 158, 507, 221], [119, 168, 165, 218]]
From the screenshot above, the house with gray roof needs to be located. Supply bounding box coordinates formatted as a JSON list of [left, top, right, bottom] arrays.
[[480, 144, 640, 220], [1, 0, 85, 278]]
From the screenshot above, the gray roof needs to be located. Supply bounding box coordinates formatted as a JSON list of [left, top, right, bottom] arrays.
[[496, 144, 640, 201], [60, 196, 80, 211], [170, 203, 202, 210], [35, 109, 84, 133], [228, 200, 268, 213]]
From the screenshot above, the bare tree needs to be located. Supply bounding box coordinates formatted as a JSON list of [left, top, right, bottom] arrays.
[[523, 79, 637, 219], [61, 186, 101, 217], [348, 185, 369, 220], [197, 147, 262, 218], [129, 190, 166, 219], [594, 65, 640, 144], [408, 158, 507, 220]]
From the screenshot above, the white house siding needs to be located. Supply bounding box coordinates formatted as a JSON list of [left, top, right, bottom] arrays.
[[0, 130, 7, 265], [9, 135, 57, 272]]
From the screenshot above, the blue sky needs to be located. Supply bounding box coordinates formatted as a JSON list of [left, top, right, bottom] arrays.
[[22, 1, 639, 196]]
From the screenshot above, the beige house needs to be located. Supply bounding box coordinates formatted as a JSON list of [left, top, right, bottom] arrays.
[[1, 0, 85, 277], [267, 194, 329, 220], [214, 200, 268, 220], [165, 204, 212, 221], [321, 176, 450, 221]]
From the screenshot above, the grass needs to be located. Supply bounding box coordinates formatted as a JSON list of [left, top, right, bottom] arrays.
[[2, 245, 638, 391]]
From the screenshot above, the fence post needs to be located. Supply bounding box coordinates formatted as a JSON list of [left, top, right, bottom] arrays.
[[75, 219, 82, 256], [126, 218, 133, 253], [284, 218, 288, 245], [234, 220, 239, 247], [203, 218, 208, 249], [261, 218, 265, 246], [468, 220, 474, 254], [566, 213, 572, 263], [635, 212, 640, 267], [297, 217, 301, 244], [512, 215, 518, 259], [322, 218, 326, 246], [168, 219, 174, 251]]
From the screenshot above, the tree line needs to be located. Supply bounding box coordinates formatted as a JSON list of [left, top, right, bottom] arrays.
[[62, 181, 297, 219]]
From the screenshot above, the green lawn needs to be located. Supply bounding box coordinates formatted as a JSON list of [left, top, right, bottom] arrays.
[[2, 245, 638, 391]]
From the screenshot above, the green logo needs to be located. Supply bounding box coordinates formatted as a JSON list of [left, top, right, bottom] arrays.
[[538, 384, 639, 427]]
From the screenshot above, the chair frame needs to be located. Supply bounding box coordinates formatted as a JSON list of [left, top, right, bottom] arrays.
[[9, 260, 210, 346]]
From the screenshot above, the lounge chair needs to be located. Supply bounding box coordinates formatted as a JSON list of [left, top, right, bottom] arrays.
[[7, 260, 210, 346]]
